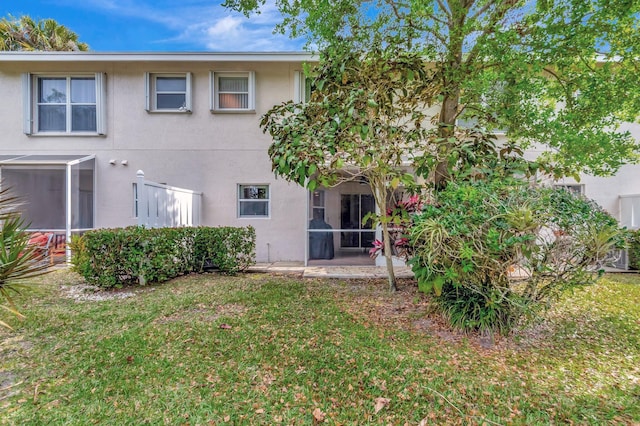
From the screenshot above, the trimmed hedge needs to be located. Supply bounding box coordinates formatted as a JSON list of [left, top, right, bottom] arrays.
[[70, 226, 255, 288]]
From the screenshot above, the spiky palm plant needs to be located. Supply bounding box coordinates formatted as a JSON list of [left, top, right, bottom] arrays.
[[0, 187, 50, 329], [0, 15, 88, 51]]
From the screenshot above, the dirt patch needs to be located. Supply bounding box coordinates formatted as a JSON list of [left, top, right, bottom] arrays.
[[412, 318, 462, 343], [331, 279, 429, 323], [60, 284, 137, 302], [0, 336, 32, 403], [0, 371, 18, 390], [0, 370, 21, 405], [154, 303, 248, 324], [327, 278, 551, 352]]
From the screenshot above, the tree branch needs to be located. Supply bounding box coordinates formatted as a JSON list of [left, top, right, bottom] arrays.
[[542, 66, 568, 94], [436, 0, 453, 24], [469, 1, 495, 22], [464, 0, 519, 67]]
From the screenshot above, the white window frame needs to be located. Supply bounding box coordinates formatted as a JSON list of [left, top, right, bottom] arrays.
[[210, 71, 255, 112], [237, 184, 270, 218], [554, 183, 585, 195], [22, 73, 106, 135], [456, 110, 508, 135], [310, 189, 325, 221], [293, 70, 312, 103], [457, 82, 508, 134], [144, 72, 192, 113]]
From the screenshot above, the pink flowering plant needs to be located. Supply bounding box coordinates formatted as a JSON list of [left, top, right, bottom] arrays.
[[369, 194, 423, 261]]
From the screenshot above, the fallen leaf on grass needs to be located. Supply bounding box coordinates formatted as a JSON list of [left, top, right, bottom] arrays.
[[255, 408, 264, 414], [418, 412, 437, 426], [312, 407, 326, 423], [219, 324, 232, 329], [374, 397, 390, 414]]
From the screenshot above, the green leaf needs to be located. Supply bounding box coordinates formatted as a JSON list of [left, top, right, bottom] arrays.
[[417, 278, 433, 294], [433, 275, 445, 297]]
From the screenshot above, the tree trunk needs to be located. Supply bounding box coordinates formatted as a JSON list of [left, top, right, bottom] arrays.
[[433, 91, 460, 189], [382, 220, 398, 292], [371, 178, 397, 291], [434, 8, 465, 189]]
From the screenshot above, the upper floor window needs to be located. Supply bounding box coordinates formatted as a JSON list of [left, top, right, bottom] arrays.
[[144, 72, 192, 112], [210, 71, 255, 112], [22, 73, 106, 135], [457, 81, 508, 134]]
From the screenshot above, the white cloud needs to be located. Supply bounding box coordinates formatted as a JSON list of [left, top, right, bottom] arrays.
[[76, 0, 305, 51]]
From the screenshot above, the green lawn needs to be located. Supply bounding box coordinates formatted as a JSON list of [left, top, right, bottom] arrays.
[[1, 270, 639, 425]]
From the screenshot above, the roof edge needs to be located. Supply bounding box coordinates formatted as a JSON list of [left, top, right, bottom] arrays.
[[0, 51, 317, 62]]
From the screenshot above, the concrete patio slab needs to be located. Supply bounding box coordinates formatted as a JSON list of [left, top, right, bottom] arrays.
[[249, 262, 415, 279]]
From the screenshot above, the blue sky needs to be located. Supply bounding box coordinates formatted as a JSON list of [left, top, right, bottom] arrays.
[[1, 0, 305, 51]]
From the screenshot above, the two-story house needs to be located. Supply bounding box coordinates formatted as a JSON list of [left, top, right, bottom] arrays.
[[0, 51, 639, 267], [0, 51, 384, 266]]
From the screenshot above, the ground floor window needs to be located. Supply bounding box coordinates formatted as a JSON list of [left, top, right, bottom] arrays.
[[554, 183, 585, 195], [238, 184, 269, 217]]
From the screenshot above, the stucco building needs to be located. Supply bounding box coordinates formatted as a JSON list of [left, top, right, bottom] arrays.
[[0, 51, 638, 266]]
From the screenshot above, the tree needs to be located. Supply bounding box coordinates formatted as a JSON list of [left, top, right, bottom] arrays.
[[0, 15, 88, 51], [225, 0, 640, 185], [261, 46, 435, 291]]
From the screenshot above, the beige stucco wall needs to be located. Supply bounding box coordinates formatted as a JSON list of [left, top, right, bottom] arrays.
[[0, 58, 309, 262], [522, 122, 640, 222]]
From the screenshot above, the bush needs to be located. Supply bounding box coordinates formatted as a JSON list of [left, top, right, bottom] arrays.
[[409, 180, 625, 334], [70, 226, 255, 289], [627, 229, 640, 270], [191, 226, 255, 274]]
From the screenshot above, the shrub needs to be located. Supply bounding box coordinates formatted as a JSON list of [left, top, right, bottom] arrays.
[[627, 229, 640, 270], [409, 180, 625, 334], [192, 226, 256, 274], [70, 226, 255, 289]]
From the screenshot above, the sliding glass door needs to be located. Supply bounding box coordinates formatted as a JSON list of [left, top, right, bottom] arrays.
[[340, 194, 375, 249]]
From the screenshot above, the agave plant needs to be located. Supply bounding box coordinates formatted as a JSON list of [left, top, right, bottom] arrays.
[[0, 186, 50, 329]]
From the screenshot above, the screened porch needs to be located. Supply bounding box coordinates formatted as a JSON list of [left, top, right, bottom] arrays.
[[0, 154, 95, 263]]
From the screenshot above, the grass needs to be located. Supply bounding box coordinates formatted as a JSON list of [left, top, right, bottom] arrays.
[[1, 270, 639, 425]]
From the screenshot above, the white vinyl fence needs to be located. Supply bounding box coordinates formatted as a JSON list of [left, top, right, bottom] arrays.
[[620, 194, 640, 230], [135, 170, 202, 228], [614, 194, 640, 270]]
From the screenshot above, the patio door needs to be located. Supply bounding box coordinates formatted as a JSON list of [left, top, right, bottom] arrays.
[[340, 194, 375, 249]]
